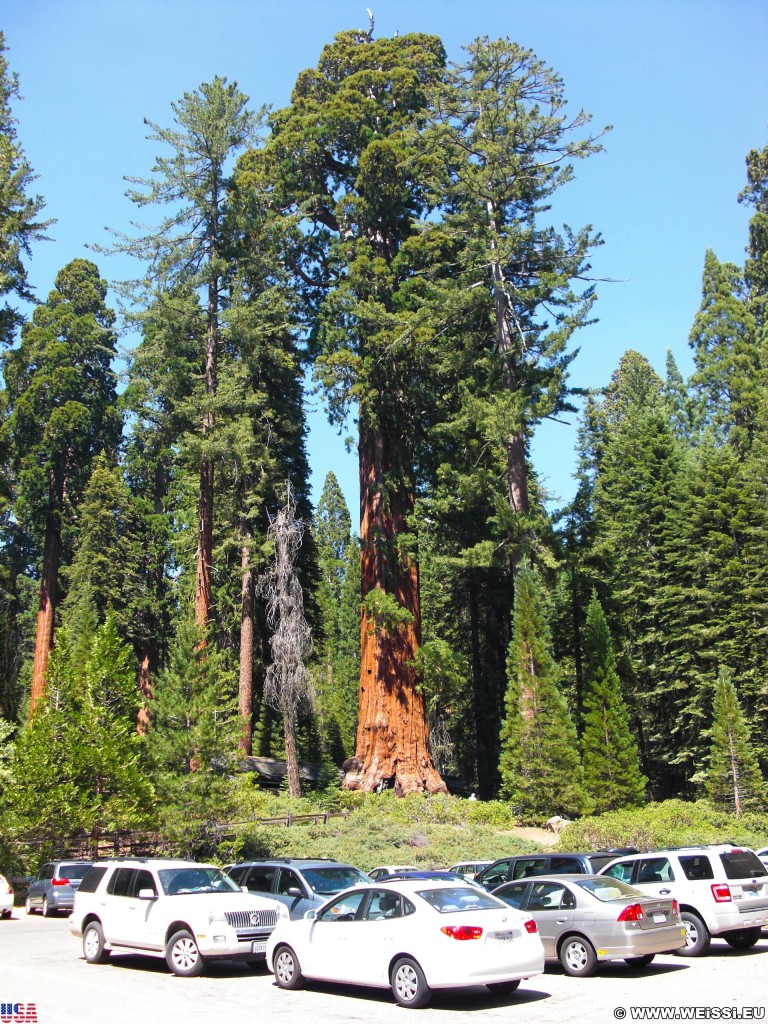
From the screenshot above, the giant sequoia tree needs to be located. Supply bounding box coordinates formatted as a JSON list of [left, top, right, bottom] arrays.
[[1, 259, 120, 711], [263, 27, 448, 793]]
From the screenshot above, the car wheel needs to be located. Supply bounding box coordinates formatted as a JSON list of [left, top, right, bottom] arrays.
[[24, 897, 34, 916], [83, 922, 110, 964], [624, 954, 655, 967], [486, 980, 521, 994], [273, 944, 305, 990], [676, 911, 710, 957], [391, 956, 432, 1008], [165, 929, 205, 977], [0, 909, 11, 919], [42, 896, 54, 918], [560, 935, 598, 977], [723, 927, 761, 950]]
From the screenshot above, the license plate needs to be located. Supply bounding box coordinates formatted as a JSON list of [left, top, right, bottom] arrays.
[[653, 913, 666, 924], [493, 930, 515, 942], [251, 941, 267, 954]]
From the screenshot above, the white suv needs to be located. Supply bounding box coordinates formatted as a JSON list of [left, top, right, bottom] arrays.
[[70, 858, 287, 976], [599, 845, 768, 956]]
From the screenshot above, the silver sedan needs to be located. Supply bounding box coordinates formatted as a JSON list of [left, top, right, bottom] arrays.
[[492, 873, 686, 977]]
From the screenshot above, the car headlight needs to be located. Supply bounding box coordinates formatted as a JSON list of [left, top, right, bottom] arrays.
[[276, 903, 289, 920], [208, 910, 227, 925]]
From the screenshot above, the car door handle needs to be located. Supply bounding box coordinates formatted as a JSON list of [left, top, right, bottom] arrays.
[[557, 917, 568, 924], [659, 888, 671, 895]]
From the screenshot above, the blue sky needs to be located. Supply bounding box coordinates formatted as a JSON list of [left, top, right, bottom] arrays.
[[4, 0, 767, 521]]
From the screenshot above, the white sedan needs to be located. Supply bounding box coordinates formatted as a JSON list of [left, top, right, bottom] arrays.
[[265, 878, 544, 1008], [0, 873, 13, 918]]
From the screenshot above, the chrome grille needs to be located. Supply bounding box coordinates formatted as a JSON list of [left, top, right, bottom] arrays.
[[224, 908, 279, 933]]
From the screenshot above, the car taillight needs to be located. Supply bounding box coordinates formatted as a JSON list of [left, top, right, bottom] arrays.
[[3, 883, 11, 894], [672, 899, 679, 916], [440, 925, 483, 940], [617, 903, 645, 922], [51, 878, 69, 886], [524, 918, 538, 934], [711, 883, 732, 903]]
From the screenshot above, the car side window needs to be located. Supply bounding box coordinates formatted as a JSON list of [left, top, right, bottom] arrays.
[[364, 890, 402, 921], [637, 858, 674, 883], [495, 883, 528, 909], [228, 866, 248, 886], [549, 857, 582, 874], [511, 858, 547, 880], [41, 864, 55, 881], [602, 861, 634, 883], [277, 869, 305, 897], [317, 889, 368, 922], [679, 856, 714, 881], [131, 870, 157, 897], [245, 866, 277, 894], [107, 868, 135, 898], [79, 866, 108, 894], [479, 861, 510, 887], [528, 882, 572, 910]]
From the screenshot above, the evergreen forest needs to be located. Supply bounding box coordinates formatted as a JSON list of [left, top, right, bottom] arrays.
[[1, 22, 767, 862]]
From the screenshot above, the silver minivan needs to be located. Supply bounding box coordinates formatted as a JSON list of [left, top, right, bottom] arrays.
[[26, 860, 93, 916]]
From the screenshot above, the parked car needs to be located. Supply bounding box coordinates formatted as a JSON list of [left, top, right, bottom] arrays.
[[70, 857, 286, 976], [382, 870, 484, 889], [476, 850, 637, 890], [492, 873, 686, 976], [449, 860, 493, 880], [599, 845, 768, 956], [225, 858, 371, 919], [266, 877, 545, 1008], [26, 860, 92, 916], [368, 865, 420, 880], [757, 847, 768, 870], [0, 873, 13, 918]]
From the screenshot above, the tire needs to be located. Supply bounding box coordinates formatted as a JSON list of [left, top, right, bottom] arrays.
[[165, 929, 205, 977], [25, 898, 34, 916], [273, 944, 305, 990], [676, 911, 711, 957], [559, 935, 598, 977], [83, 921, 110, 964], [42, 896, 54, 918], [624, 954, 655, 967], [486, 980, 521, 994], [723, 927, 761, 950], [391, 956, 431, 1009]]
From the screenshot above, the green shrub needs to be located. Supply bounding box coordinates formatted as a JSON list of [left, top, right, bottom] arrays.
[[556, 799, 768, 852]]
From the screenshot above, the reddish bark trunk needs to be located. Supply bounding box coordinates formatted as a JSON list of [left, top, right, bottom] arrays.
[[343, 421, 446, 795], [238, 539, 254, 755], [195, 456, 214, 631], [136, 645, 155, 734], [29, 510, 60, 714]]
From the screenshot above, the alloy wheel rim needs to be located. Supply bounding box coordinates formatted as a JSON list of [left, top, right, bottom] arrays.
[[84, 928, 100, 958], [276, 952, 294, 984]]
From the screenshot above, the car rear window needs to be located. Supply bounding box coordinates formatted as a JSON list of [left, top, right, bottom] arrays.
[[60, 863, 92, 880], [719, 850, 768, 879], [417, 886, 503, 913], [78, 866, 108, 893], [576, 877, 640, 902]]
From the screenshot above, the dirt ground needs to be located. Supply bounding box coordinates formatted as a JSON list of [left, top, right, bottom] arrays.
[[509, 825, 561, 847]]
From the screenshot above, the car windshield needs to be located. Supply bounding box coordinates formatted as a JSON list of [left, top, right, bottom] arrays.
[[576, 878, 642, 901], [301, 866, 370, 894], [158, 867, 240, 895], [416, 886, 505, 913]]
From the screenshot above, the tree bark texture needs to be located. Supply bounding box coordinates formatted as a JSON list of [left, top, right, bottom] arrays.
[[343, 420, 447, 795], [239, 539, 254, 755], [136, 647, 154, 734], [29, 469, 64, 714]]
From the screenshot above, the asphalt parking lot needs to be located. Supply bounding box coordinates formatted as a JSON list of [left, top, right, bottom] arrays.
[[2, 913, 766, 1024]]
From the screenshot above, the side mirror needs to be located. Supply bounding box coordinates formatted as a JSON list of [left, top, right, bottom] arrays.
[[137, 888, 157, 900], [286, 886, 303, 898]]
